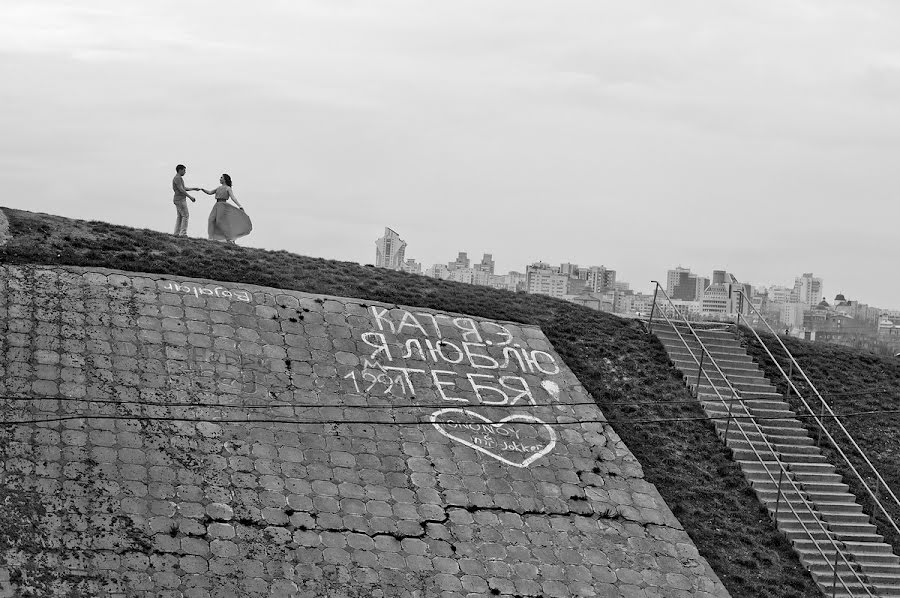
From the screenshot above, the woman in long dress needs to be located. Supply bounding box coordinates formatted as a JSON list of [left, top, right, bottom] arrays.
[[201, 173, 252, 243]]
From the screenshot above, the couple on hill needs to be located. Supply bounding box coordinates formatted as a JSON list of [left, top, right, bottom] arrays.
[[172, 164, 252, 244]]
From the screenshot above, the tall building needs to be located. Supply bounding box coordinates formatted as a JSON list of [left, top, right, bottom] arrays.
[[699, 271, 750, 315], [585, 266, 616, 293], [666, 267, 691, 296], [375, 227, 407, 270], [666, 267, 702, 301], [695, 276, 710, 301], [525, 263, 569, 298], [712, 270, 727, 285], [475, 253, 495, 275], [794, 273, 824, 308], [559, 263, 579, 277], [448, 252, 470, 271]]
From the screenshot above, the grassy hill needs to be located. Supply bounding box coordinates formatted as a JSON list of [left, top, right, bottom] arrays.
[[0, 207, 821, 598]]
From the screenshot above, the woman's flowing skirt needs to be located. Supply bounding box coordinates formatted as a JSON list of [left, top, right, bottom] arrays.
[[208, 203, 252, 241]]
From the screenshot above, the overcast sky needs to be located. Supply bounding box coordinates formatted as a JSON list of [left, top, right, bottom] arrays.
[[2, 1, 900, 306]]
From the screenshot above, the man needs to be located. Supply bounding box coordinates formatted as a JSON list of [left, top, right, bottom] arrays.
[[172, 164, 199, 236]]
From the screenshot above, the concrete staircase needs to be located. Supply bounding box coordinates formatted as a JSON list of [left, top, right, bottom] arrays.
[[653, 321, 900, 597]]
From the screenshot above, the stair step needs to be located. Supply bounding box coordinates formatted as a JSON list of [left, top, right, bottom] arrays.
[[729, 436, 822, 453], [782, 528, 884, 543], [672, 358, 760, 375], [775, 511, 873, 526], [731, 431, 818, 447]]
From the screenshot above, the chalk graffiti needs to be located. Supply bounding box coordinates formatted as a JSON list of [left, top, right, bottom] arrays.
[[430, 408, 557, 468], [161, 281, 251, 302], [341, 308, 566, 467]]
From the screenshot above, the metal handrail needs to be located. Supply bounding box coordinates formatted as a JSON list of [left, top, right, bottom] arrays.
[[736, 292, 900, 541], [649, 282, 875, 596]]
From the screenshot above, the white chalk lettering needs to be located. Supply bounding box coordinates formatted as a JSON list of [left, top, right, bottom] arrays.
[[467, 373, 508, 405], [416, 313, 442, 338], [431, 370, 465, 402], [481, 321, 513, 346], [397, 311, 429, 336], [453, 318, 483, 343], [530, 350, 560, 375], [343, 371, 361, 394], [520, 348, 539, 373], [361, 332, 393, 361], [401, 339, 426, 360], [382, 366, 426, 395], [424, 339, 441, 362], [499, 346, 529, 373], [435, 340, 464, 364], [462, 342, 500, 369], [499, 376, 536, 406], [370, 306, 396, 334]]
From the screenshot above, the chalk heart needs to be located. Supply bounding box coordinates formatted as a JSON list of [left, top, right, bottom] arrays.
[[430, 408, 557, 468]]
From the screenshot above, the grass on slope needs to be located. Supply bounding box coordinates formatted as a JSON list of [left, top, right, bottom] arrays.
[[0, 207, 820, 598], [739, 327, 900, 555]]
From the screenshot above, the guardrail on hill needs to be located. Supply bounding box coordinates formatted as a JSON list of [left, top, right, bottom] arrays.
[[735, 290, 900, 545], [649, 282, 876, 597]]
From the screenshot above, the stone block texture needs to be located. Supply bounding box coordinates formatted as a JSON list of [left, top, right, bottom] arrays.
[[0, 265, 730, 598]]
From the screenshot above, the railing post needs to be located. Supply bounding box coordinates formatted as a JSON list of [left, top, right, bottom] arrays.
[[694, 349, 706, 398], [816, 399, 825, 448], [786, 361, 793, 398], [724, 395, 736, 442], [873, 478, 882, 520], [774, 467, 784, 521], [648, 284, 660, 334], [831, 546, 839, 598]]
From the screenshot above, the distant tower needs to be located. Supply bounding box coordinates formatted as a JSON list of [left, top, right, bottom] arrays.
[[712, 270, 726, 285], [476, 253, 495, 275], [793, 273, 824, 308], [375, 227, 407, 270]]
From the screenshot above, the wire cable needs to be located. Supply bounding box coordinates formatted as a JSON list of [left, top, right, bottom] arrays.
[[1, 382, 898, 412], [1, 407, 900, 428]]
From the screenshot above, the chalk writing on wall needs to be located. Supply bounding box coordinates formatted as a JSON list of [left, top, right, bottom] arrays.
[[431, 408, 558, 468], [161, 281, 251, 302], [340, 307, 564, 467]]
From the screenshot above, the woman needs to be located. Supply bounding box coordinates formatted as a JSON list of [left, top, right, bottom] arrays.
[[201, 173, 252, 243]]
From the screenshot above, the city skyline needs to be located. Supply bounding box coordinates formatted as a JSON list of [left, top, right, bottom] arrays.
[[380, 226, 894, 312]]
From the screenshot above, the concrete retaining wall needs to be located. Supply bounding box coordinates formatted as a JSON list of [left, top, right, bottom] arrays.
[[0, 265, 730, 598]]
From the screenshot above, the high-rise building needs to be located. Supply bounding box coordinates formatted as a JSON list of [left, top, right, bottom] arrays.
[[666, 267, 691, 296], [585, 266, 616, 293], [666, 267, 701, 301], [525, 263, 569, 298], [559, 263, 579, 277], [375, 227, 407, 270], [695, 276, 710, 301], [475, 253, 495, 275], [712, 270, 727, 285], [793, 273, 824, 308], [448, 252, 470, 271], [699, 271, 750, 315]]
